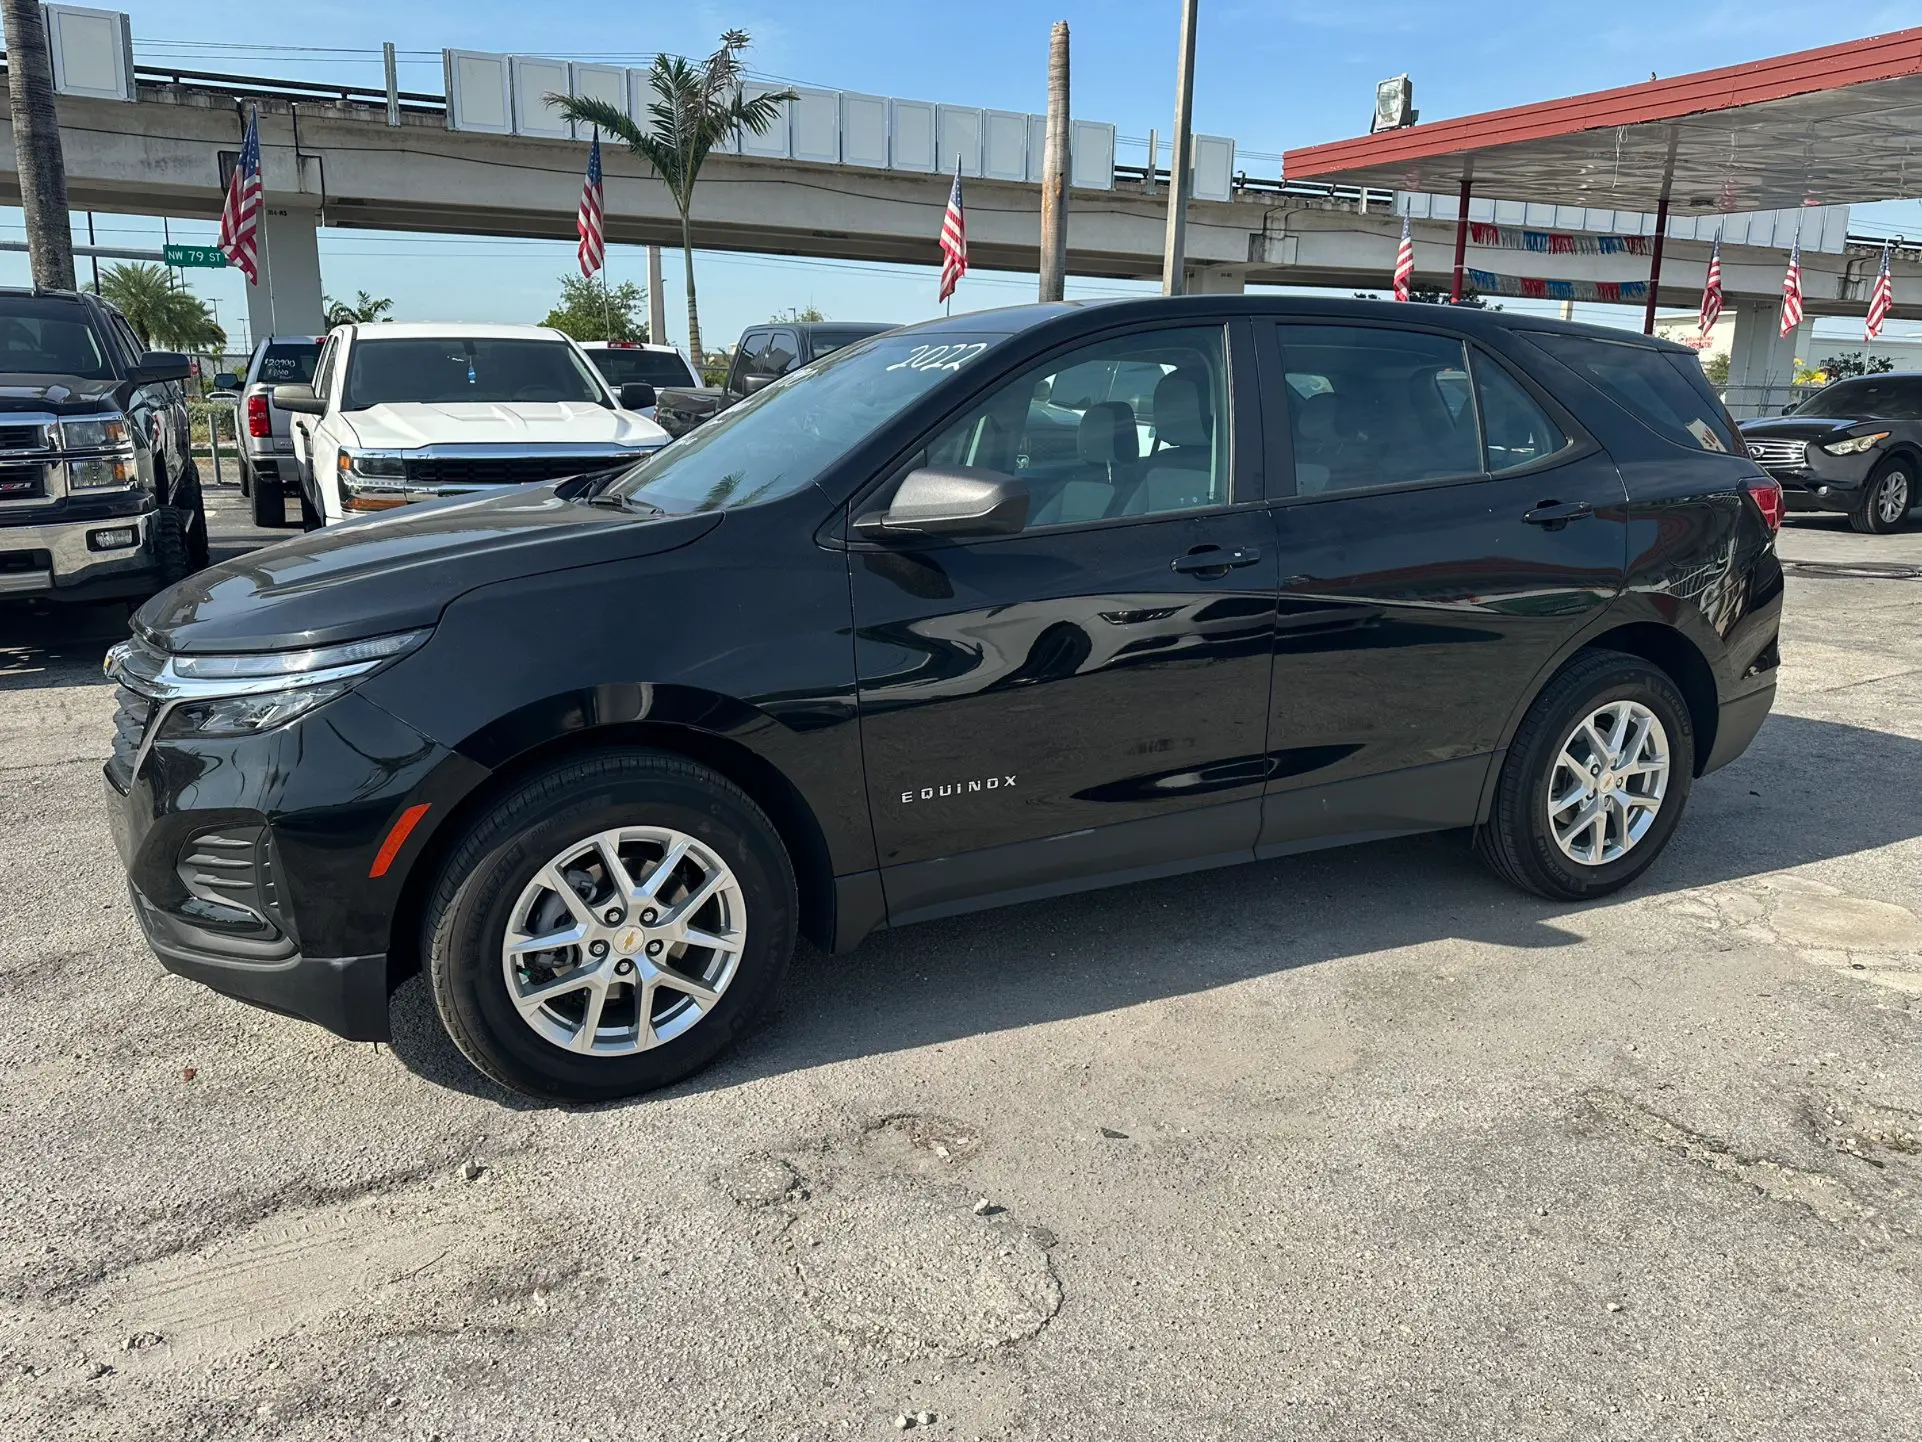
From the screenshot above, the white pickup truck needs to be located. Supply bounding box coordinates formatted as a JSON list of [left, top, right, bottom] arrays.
[[274, 323, 670, 525]]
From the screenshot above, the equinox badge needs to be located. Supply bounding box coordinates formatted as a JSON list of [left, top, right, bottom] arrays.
[[901, 775, 1017, 804]]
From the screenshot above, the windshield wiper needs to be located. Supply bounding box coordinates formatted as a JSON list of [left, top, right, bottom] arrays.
[[587, 491, 662, 515]]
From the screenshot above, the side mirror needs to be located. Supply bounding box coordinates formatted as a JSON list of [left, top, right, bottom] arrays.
[[212, 371, 241, 391], [128, 350, 192, 384], [856, 466, 1029, 539], [271, 384, 328, 416], [1781, 403, 1796, 414], [740, 373, 775, 396], [618, 381, 657, 410]]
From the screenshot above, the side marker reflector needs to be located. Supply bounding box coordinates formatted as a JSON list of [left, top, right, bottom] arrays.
[[370, 802, 432, 878]]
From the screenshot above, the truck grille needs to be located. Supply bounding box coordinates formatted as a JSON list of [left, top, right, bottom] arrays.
[[108, 685, 157, 790], [1746, 438, 1808, 470], [0, 463, 46, 500], [403, 453, 638, 487], [0, 422, 49, 453]]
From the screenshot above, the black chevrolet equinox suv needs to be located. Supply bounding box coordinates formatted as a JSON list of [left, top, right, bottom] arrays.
[[107, 298, 1784, 1101]]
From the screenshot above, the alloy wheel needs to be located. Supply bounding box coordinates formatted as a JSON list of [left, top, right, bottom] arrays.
[[500, 827, 747, 1055], [1875, 469, 1911, 527], [1546, 701, 1671, 867]]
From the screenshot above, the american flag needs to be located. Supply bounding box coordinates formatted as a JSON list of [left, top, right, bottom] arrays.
[[1698, 236, 1723, 337], [577, 130, 605, 279], [938, 159, 967, 303], [1392, 215, 1414, 302], [1779, 239, 1803, 337], [217, 107, 263, 285], [1865, 240, 1895, 340]]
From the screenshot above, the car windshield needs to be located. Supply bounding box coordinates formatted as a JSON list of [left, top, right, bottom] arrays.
[[606, 332, 1002, 514], [341, 337, 609, 409], [808, 326, 887, 357], [0, 296, 112, 380], [1793, 377, 1922, 421], [256, 341, 319, 385], [587, 348, 696, 389]]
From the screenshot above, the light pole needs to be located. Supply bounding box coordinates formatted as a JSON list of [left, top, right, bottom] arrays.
[[1160, 0, 1199, 296]]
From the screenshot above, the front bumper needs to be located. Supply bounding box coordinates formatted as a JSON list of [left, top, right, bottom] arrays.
[[103, 688, 483, 1043], [1747, 443, 1879, 514], [0, 505, 157, 601]]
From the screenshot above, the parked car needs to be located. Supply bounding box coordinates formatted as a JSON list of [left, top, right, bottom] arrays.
[[1737, 372, 1922, 533], [653, 320, 892, 437], [0, 286, 202, 605], [107, 297, 1783, 1102], [273, 323, 669, 525], [220, 334, 322, 529], [577, 341, 695, 422]]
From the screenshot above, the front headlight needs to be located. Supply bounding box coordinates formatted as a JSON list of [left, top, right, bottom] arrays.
[[1822, 431, 1890, 456], [67, 456, 138, 490], [339, 449, 408, 479], [113, 630, 431, 740], [60, 415, 132, 451]]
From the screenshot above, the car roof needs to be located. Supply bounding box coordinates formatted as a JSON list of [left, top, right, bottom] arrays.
[[344, 322, 574, 342], [890, 294, 1700, 354]]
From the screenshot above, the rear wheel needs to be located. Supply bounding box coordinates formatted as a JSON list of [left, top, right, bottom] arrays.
[[1850, 458, 1913, 534], [249, 462, 287, 527], [1475, 650, 1695, 901], [423, 750, 797, 1102]]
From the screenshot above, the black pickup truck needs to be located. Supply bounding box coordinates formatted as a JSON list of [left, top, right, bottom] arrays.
[[652, 320, 892, 438], [0, 287, 203, 606]]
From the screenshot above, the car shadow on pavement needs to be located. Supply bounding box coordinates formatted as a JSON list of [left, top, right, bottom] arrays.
[[387, 709, 1922, 1109], [0, 601, 132, 692]]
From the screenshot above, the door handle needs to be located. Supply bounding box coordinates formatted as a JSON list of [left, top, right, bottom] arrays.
[[1172, 545, 1263, 576], [1522, 499, 1594, 529]]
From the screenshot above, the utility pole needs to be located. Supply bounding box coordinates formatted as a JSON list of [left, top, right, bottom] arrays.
[[3, 0, 77, 290], [1038, 21, 1070, 303], [1160, 0, 1199, 296], [648, 244, 667, 346]]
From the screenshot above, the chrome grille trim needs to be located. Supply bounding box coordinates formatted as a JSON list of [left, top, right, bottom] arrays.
[[1746, 438, 1809, 469]]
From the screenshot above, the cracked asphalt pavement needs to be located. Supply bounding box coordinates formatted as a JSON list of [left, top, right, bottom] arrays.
[[2, 486, 1919, 1440]]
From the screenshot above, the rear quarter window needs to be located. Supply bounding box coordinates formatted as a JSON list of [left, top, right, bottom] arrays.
[[1525, 331, 1739, 455]]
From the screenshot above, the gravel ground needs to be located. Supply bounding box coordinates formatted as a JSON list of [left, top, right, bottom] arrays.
[[1, 488, 1919, 1442]]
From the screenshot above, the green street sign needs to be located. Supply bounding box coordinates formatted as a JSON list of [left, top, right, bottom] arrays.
[[163, 244, 228, 269]]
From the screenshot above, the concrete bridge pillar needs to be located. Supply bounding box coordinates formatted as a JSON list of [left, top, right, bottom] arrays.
[[244, 203, 326, 343], [1181, 262, 1247, 295], [1723, 299, 1811, 419]]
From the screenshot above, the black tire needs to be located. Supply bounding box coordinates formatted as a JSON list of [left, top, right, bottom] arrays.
[[1849, 457, 1914, 535], [1475, 650, 1695, 901], [422, 749, 797, 1103], [250, 467, 288, 528], [175, 461, 210, 570], [298, 480, 322, 531], [146, 505, 191, 591]]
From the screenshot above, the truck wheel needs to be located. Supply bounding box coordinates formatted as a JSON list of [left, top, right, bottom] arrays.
[[251, 468, 288, 528], [1475, 650, 1695, 901], [176, 461, 210, 570], [298, 484, 322, 531], [1850, 459, 1913, 535], [146, 505, 191, 591], [422, 749, 797, 1103]]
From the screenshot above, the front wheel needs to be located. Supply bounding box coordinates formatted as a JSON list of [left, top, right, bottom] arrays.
[[423, 750, 797, 1102], [1850, 458, 1913, 535], [1475, 650, 1695, 901]]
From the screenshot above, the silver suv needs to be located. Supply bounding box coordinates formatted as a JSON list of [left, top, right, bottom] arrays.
[[221, 335, 321, 528]]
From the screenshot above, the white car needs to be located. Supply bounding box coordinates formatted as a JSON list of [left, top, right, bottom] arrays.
[[576, 341, 698, 422], [276, 323, 669, 525]]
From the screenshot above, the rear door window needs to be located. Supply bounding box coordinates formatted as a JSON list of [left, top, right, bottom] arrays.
[[1526, 331, 1738, 454], [1275, 325, 1482, 494]]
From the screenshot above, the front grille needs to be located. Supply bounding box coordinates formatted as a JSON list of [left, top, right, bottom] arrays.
[[1746, 438, 1808, 470], [107, 685, 156, 790], [0, 548, 49, 574], [0, 463, 46, 500], [0, 423, 48, 452], [403, 453, 638, 487]]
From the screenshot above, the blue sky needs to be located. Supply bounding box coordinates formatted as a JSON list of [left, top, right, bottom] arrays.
[[7, 0, 1921, 349]]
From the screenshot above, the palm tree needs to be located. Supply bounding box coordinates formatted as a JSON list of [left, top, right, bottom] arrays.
[[551, 32, 791, 367], [324, 290, 395, 325], [2, 0, 76, 289], [99, 264, 226, 354]]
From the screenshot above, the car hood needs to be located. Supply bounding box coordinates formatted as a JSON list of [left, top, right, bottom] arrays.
[[0, 374, 122, 415], [134, 487, 721, 654], [1737, 415, 1873, 440], [343, 401, 667, 449]]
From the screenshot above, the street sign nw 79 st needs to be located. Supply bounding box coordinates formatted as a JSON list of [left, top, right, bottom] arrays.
[[163, 244, 227, 269]]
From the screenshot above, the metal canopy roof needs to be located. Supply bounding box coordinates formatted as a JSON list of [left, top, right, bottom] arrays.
[[1283, 27, 1922, 214]]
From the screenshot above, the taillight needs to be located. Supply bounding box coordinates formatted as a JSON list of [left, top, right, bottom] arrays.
[[245, 393, 270, 438], [1744, 477, 1783, 534]]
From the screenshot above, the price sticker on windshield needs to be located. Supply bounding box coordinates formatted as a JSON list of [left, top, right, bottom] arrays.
[[885, 343, 989, 374]]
